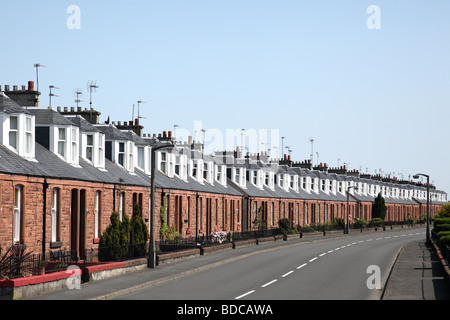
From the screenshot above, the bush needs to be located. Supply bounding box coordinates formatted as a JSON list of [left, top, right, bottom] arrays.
[[437, 231, 450, 240], [370, 217, 384, 227], [353, 218, 367, 229], [434, 218, 450, 228], [279, 218, 295, 234], [373, 193, 387, 220], [99, 207, 149, 262], [98, 211, 126, 261], [438, 203, 450, 218], [299, 226, 315, 233], [438, 235, 450, 254], [434, 224, 450, 233], [407, 217, 417, 226], [332, 217, 345, 227], [130, 203, 149, 257]]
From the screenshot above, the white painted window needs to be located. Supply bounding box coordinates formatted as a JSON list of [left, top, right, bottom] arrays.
[[9, 116, 18, 150], [58, 128, 66, 157], [86, 134, 94, 162], [25, 117, 33, 156], [52, 189, 58, 242], [94, 191, 100, 239], [71, 128, 78, 163], [14, 186, 22, 243]]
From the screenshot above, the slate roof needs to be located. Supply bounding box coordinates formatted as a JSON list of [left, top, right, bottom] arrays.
[[0, 92, 30, 114], [28, 108, 74, 126]]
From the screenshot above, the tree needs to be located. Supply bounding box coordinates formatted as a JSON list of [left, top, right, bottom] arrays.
[[130, 203, 149, 245], [253, 205, 267, 231], [130, 203, 149, 257], [98, 211, 126, 261], [438, 203, 450, 218], [372, 193, 387, 221]]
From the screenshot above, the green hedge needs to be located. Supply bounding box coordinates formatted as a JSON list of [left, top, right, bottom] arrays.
[[438, 235, 450, 253], [434, 218, 450, 228], [434, 224, 450, 233], [437, 231, 450, 240]]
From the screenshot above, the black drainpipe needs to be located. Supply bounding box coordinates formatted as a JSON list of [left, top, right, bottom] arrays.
[[113, 184, 116, 212], [42, 178, 49, 256]]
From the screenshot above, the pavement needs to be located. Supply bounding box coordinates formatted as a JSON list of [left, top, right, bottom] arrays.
[[382, 239, 450, 300], [27, 228, 450, 301]]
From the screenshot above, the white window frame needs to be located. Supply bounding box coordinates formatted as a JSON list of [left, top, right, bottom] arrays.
[[52, 189, 58, 242], [14, 186, 22, 243], [9, 116, 18, 150], [94, 191, 100, 239], [58, 127, 66, 158]]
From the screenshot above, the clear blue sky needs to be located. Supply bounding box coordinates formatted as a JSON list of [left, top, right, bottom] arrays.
[[1, 0, 450, 193]]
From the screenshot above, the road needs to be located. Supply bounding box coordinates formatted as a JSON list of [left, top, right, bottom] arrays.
[[116, 228, 426, 300]]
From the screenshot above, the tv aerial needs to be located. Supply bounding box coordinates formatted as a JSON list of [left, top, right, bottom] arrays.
[[137, 100, 147, 119], [73, 88, 83, 108], [87, 81, 99, 110]]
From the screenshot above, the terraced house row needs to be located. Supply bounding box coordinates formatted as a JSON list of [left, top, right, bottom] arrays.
[[0, 81, 447, 259]]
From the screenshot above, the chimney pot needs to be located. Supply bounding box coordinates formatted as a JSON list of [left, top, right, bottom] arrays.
[[28, 81, 34, 91], [168, 131, 172, 138], [129, 121, 133, 126], [13, 85, 18, 91], [77, 107, 82, 112], [188, 136, 192, 144], [71, 107, 75, 112], [5, 85, 9, 91], [135, 118, 139, 125], [163, 131, 167, 138], [21, 85, 26, 90]]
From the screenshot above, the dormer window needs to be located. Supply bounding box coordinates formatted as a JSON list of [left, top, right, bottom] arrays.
[[71, 128, 78, 163], [160, 152, 167, 174], [252, 170, 258, 185], [9, 116, 18, 150], [118, 142, 125, 166], [203, 163, 208, 180], [86, 134, 94, 162], [57, 128, 66, 157], [234, 168, 240, 183], [25, 117, 33, 156], [216, 165, 223, 182], [174, 155, 180, 176]]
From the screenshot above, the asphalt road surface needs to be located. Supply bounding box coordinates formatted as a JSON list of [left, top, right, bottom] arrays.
[[116, 228, 426, 300]]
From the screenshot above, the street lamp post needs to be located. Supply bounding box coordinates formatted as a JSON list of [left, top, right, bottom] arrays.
[[148, 142, 174, 268], [346, 185, 356, 234], [413, 173, 430, 244]]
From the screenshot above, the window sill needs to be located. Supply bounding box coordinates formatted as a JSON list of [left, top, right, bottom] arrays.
[[50, 241, 62, 249]]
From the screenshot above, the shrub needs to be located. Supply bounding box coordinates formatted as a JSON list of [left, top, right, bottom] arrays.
[[332, 217, 345, 227], [279, 218, 294, 234], [434, 224, 450, 233], [299, 226, 315, 233], [130, 203, 149, 257], [353, 218, 367, 229], [407, 217, 417, 226], [438, 203, 450, 218], [437, 231, 450, 240], [438, 235, 450, 254], [370, 217, 384, 227], [99, 211, 129, 261], [372, 193, 387, 220], [210, 231, 228, 244], [434, 218, 450, 228]]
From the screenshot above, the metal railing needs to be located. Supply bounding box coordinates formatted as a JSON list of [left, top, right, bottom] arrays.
[[0, 249, 78, 280]]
